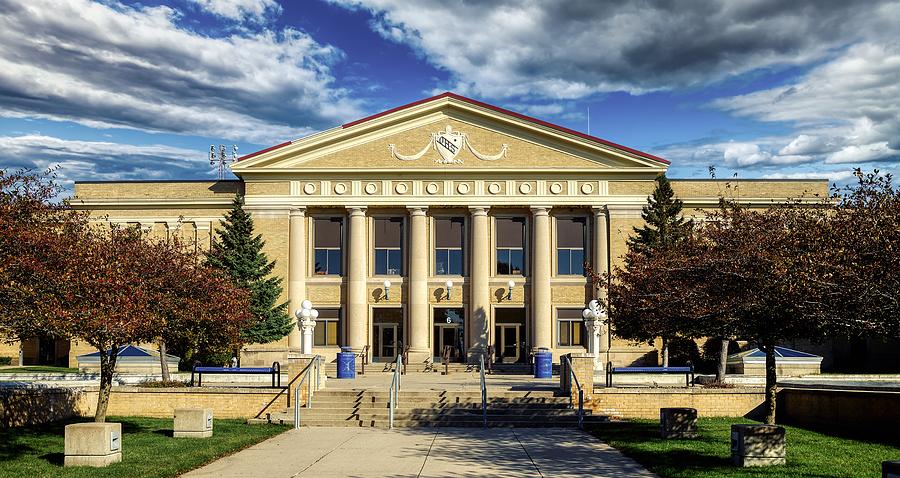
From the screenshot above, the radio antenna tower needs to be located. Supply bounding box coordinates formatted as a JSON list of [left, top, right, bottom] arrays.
[[209, 144, 238, 180]]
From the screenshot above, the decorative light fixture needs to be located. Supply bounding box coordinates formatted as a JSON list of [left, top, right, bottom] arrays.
[[295, 300, 319, 355], [383, 279, 392, 301], [445, 279, 454, 300], [506, 279, 516, 300]]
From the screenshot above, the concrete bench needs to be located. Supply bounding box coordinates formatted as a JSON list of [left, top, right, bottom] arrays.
[[191, 361, 281, 387], [606, 362, 694, 387]]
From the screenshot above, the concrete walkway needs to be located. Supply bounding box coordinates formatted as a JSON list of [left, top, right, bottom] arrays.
[[183, 427, 656, 478]]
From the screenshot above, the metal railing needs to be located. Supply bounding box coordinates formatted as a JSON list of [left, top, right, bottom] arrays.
[[561, 355, 584, 430], [479, 353, 487, 428], [293, 355, 323, 429], [388, 351, 402, 429]]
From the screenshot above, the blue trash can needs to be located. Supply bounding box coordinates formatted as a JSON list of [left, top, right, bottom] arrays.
[[534, 349, 552, 379], [336, 346, 356, 379]]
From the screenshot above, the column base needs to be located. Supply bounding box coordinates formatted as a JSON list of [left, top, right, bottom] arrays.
[[405, 350, 432, 371]]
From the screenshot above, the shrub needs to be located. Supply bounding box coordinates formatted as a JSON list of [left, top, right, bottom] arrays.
[[0, 356, 12, 365]]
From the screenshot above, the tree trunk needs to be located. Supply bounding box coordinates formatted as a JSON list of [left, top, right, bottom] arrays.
[[95, 346, 119, 422], [763, 343, 777, 425], [159, 340, 170, 382], [716, 338, 729, 383], [661, 337, 669, 367]]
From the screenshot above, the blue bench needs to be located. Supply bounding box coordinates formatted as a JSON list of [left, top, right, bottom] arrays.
[[606, 362, 694, 387], [191, 361, 281, 388]]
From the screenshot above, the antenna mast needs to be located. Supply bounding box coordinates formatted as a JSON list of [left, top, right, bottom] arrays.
[[209, 144, 238, 180]]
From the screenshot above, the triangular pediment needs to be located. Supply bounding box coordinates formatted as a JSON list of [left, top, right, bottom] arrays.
[[232, 93, 668, 175]]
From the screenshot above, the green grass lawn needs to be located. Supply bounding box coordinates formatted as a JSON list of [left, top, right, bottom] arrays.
[[0, 416, 289, 478], [592, 417, 900, 478], [0, 366, 80, 374]]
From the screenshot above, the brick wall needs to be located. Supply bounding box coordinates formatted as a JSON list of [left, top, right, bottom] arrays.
[[778, 387, 900, 433], [590, 388, 765, 419], [1, 388, 86, 427]]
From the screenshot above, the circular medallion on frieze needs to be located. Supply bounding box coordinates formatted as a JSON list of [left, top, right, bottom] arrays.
[[581, 182, 594, 194], [457, 183, 471, 194], [519, 182, 533, 194], [425, 182, 439, 194], [334, 183, 347, 195], [365, 182, 378, 195], [395, 183, 409, 194], [303, 182, 317, 195], [488, 182, 502, 194], [549, 182, 563, 194]]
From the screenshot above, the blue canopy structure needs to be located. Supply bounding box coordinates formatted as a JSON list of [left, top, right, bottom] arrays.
[[76, 345, 180, 373]]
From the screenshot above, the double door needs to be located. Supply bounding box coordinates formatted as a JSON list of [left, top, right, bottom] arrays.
[[496, 324, 524, 363]]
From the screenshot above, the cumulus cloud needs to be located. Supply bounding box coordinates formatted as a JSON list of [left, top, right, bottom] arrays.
[[0, 0, 361, 144], [330, 0, 900, 99], [187, 0, 281, 22]]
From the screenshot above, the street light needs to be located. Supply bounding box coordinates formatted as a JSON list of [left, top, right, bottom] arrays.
[[506, 279, 516, 300], [295, 300, 319, 355], [582, 299, 607, 373], [445, 279, 454, 300], [383, 280, 392, 301]]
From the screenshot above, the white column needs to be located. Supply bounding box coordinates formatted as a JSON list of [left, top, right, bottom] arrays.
[[469, 207, 490, 359], [531, 206, 552, 351], [408, 206, 430, 362], [347, 207, 368, 353], [593, 207, 610, 355], [288, 208, 306, 350]]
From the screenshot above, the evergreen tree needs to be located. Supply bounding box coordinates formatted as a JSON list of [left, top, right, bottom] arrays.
[[625, 173, 690, 366], [627, 173, 690, 257], [206, 195, 292, 344]]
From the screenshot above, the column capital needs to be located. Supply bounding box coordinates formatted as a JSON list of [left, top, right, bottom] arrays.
[[407, 206, 428, 216], [194, 222, 211, 231], [290, 207, 306, 217], [592, 205, 609, 216], [346, 206, 367, 216], [530, 206, 552, 216], [468, 206, 490, 216]]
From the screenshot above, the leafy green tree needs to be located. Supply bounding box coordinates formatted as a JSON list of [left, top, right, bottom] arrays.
[[625, 173, 690, 366], [206, 195, 292, 344]]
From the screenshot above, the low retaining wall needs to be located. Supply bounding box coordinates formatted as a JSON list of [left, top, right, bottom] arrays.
[[778, 387, 900, 433], [1, 388, 87, 427], [590, 387, 765, 419]]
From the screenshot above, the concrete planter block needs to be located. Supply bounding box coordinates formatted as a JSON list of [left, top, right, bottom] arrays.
[[731, 424, 786, 467], [884, 460, 900, 478], [174, 408, 213, 438], [659, 407, 698, 438], [64, 422, 122, 467]]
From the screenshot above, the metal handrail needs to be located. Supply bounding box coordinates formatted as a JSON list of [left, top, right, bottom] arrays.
[[561, 355, 584, 430], [388, 351, 402, 429], [479, 353, 487, 428], [294, 355, 323, 429]]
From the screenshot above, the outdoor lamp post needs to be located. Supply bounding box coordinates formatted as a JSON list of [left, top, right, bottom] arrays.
[[295, 300, 318, 355], [506, 280, 515, 300], [383, 280, 392, 301], [583, 299, 607, 372], [445, 279, 454, 300]]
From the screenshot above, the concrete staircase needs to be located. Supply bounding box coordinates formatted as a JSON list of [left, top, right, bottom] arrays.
[[322, 362, 535, 376], [263, 389, 606, 428]]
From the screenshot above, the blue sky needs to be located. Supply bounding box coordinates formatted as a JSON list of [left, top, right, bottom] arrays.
[[1, 0, 899, 192]]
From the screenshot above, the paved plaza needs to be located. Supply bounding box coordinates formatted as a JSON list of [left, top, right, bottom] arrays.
[[183, 427, 656, 478]]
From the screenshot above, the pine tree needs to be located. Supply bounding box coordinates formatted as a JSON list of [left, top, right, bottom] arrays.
[[625, 173, 690, 366], [206, 195, 292, 344]]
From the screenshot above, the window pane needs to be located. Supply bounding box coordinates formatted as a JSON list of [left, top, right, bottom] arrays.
[[315, 218, 342, 247], [375, 249, 387, 275], [435, 217, 464, 248], [326, 321, 339, 346], [497, 249, 510, 275], [449, 249, 462, 275], [375, 218, 402, 247], [509, 248, 524, 275], [496, 217, 525, 247], [314, 324, 326, 346], [557, 249, 570, 275], [435, 249, 448, 275], [314, 249, 328, 275], [557, 217, 586, 248], [387, 249, 402, 275], [572, 322, 583, 346], [559, 321, 571, 347], [328, 250, 342, 275], [571, 249, 584, 275]]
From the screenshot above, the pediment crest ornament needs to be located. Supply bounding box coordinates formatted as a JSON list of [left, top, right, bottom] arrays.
[[388, 125, 509, 164]]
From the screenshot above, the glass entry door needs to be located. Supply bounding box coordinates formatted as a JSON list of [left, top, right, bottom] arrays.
[[433, 308, 465, 362], [497, 324, 521, 363], [373, 323, 398, 361]]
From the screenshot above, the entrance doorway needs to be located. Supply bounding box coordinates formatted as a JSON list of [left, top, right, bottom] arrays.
[[373, 308, 403, 362], [433, 308, 465, 363], [494, 308, 527, 364]]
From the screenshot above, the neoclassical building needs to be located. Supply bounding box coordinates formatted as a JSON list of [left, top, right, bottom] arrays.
[[3, 93, 829, 369]]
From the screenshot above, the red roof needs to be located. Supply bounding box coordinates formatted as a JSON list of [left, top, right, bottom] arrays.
[[238, 92, 670, 164]]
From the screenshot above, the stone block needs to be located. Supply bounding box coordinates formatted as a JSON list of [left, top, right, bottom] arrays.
[[64, 422, 122, 467], [174, 408, 213, 438], [885, 460, 900, 478], [660, 408, 698, 438], [731, 424, 786, 467]]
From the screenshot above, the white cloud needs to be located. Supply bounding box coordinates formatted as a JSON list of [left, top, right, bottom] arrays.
[[187, 0, 281, 22], [330, 0, 900, 99], [0, 0, 361, 144], [761, 170, 855, 183]]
